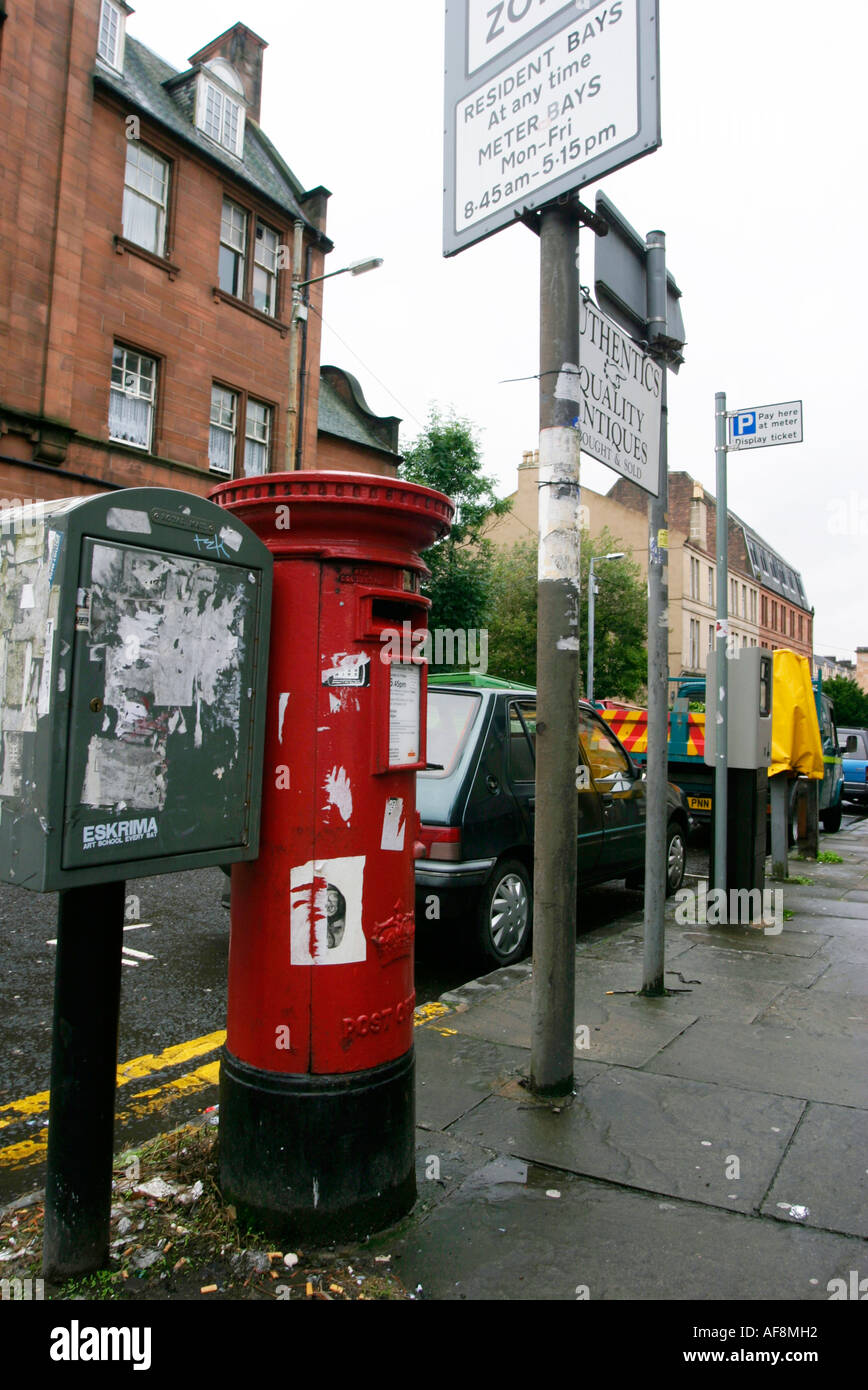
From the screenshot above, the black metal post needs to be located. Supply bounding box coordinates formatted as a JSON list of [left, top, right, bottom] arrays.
[[43, 880, 126, 1280]]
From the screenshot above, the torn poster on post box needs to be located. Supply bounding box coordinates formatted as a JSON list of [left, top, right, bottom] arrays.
[[290, 855, 366, 965]]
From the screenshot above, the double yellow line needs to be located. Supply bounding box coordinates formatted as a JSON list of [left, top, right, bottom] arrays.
[[0, 1003, 453, 1177], [0, 1030, 225, 1173]]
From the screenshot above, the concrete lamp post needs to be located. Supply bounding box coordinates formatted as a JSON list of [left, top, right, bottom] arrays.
[[287, 257, 384, 470]]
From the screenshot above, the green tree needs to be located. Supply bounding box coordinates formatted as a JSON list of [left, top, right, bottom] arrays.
[[582, 527, 647, 701], [485, 540, 539, 683], [484, 528, 647, 699], [399, 407, 508, 639], [823, 675, 868, 728]]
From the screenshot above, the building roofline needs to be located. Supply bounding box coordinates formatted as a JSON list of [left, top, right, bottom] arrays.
[[93, 34, 327, 240], [189, 23, 269, 65]]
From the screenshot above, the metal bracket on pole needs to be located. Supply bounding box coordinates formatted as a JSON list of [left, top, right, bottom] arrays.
[[520, 197, 609, 240]]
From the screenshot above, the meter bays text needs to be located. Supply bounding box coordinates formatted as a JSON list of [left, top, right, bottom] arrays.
[[458, 4, 635, 228]]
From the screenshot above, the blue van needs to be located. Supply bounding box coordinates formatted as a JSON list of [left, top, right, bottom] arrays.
[[839, 727, 868, 807]]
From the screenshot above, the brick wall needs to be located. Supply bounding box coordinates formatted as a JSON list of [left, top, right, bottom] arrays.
[[0, 0, 340, 503], [316, 436, 399, 478]]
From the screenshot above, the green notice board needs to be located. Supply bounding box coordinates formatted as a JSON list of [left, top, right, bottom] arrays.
[[0, 489, 272, 890]]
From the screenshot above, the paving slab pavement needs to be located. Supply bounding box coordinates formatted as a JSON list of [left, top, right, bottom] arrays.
[[383, 823, 868, 1314]]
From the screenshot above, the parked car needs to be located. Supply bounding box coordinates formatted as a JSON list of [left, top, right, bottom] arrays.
[[415, 677, 693, 967], [839, 727, 868, 807]]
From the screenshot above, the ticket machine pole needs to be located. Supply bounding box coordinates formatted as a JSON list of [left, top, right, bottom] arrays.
[[713, 391, 729, 894]]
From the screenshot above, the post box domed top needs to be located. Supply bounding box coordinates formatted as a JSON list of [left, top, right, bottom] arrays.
[[209, 471, 454, 567]]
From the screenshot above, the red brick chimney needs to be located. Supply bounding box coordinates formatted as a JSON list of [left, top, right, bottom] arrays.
[[189, 23, 267, 123]]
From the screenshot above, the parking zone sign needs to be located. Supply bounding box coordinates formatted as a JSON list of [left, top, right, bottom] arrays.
[[727, 401, 804, 451], [444, 0, 661, 256]]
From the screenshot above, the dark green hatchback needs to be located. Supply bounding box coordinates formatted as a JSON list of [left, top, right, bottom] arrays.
[[415, 678, 692, 968]]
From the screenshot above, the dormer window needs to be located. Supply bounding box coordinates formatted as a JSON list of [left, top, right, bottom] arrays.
[[196, 61, 246, 157], [97, 0, 127, 71]]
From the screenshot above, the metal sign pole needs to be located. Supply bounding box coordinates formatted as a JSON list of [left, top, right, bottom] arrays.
[[714, 392, 729, 894], [530, 198, 581, 1098], [641, 230, 669, 996], [588, 558, 596, 704], [43, 880, 126, 1280]]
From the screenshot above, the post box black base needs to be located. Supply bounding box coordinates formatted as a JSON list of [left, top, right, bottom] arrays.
[[218, 1047, 416, 1242]]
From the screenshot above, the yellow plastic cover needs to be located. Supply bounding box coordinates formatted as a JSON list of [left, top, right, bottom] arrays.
[[769, 649, 823, 779]]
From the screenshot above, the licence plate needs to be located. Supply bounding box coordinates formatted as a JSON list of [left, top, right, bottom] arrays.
[[688, 796, 712, 811]]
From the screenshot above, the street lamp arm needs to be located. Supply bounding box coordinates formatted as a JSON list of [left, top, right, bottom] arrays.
[[293, 257, 384, 291]]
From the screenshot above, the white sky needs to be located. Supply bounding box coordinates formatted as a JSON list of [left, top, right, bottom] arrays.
[[129, 0, 868, 661]]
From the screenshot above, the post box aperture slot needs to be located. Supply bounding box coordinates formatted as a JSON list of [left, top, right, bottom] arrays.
[[359, 591, 429, 640]]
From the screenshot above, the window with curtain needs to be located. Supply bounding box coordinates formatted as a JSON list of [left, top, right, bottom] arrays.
[[98, 0, 124, 69], [253, 221, 280, 316], [122, 142, 169, 256], [109, 346, 156, 450], [244, 399, 271, 476], [209, 385, 237, 475], [201, 81, 243, 155], [219, 199, 247, 298]]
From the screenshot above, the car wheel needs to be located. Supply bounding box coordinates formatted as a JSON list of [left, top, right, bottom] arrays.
[[476, 859, 532, 967], [665, 820, 686, 897], [822, 801, 842, 833]]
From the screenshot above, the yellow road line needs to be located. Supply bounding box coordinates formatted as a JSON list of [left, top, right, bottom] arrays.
[[1, 1007, 449, 1171], [0, 1131, 49, 1166], [0, 1063, 222, 1173], [115, 1031, 226, 1083], [0, 1030, 226, 1132], [117, 1062, 220, 1122], [413, 1001, 451, 1025]]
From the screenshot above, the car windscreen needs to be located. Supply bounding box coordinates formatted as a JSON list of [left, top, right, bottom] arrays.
[[421, 690, 482, 777]]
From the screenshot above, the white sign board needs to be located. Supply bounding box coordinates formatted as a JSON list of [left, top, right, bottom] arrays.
[[466, 0, 578, 75], [388, 664, 421, 766], [556, 296, 662, 495], [727, 401, 803, 451], [444, 0, 660, 256]]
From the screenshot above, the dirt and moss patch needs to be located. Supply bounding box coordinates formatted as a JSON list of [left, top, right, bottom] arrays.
[[0, 1119, 410, 1302]]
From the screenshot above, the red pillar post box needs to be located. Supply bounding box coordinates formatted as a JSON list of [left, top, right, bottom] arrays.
[[210, 472, 453, 1239]]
